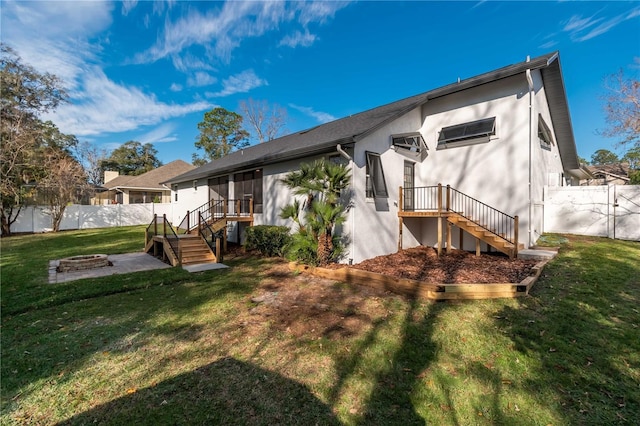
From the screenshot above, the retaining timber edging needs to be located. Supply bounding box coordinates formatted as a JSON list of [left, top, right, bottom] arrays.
[[289, 259, 549, 301]]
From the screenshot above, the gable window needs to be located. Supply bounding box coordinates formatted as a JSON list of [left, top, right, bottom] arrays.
[[437, 117, 496, 149], [392, 133, 428, 161], [538, 114, 554, 150], [365, 152, 388, 198]]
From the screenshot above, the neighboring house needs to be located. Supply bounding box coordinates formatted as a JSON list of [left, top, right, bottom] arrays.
[[94, 160, 195, 205], [166, 51, 589, 264], [581, 163, 630, 186]]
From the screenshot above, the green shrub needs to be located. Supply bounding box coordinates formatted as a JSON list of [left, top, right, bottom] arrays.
[[245, 225, 292, 257]]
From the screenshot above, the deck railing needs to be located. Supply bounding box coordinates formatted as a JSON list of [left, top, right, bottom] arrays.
[[177, 198, 253, 234], [399, 184, 518, 246], [447, 186, 517, 245], [146, 214, 180, 259]]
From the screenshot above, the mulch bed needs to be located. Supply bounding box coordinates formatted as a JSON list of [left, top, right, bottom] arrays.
[[334, 246, 538, 284]]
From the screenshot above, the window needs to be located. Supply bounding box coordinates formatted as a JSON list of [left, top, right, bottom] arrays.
[[538, 114, 553, 150], [365, 152, 388, 198], [437, 117, 496, 148], [392, 133, 428, 161], [193, 180, 198, 190]]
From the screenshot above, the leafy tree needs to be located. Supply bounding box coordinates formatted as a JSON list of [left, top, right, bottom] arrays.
[[578, 156, 590, 166], [622, 143, 640, 170], [0, 43, 68, 235], [280, 159, 351, 266], [193, 107, 249, 163], [590, 149, 619, 165], [41, 150, 90, 231], [101, 141, 162, 176], [239, 98, 287, 143], [601, 70, 639, 148]]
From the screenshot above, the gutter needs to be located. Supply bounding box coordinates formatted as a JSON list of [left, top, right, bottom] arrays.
[[337, 144, 355, 264], [526, 57, 535, 248]]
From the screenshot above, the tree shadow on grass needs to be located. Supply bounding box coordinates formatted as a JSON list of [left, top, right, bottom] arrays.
[[488, 238, 640, 424], [57, 357, 341, 426]]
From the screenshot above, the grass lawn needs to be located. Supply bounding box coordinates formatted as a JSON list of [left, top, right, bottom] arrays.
[[1, 227, 639, 425]]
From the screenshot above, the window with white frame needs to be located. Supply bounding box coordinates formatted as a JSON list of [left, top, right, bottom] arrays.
[[365, 152, 388, 198], [538, 114, 554, 150], [437, 117, 496, 149], [392, 133, 428, 161]]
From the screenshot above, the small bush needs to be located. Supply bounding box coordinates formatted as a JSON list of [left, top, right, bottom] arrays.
[[245, 225, 292, 257]]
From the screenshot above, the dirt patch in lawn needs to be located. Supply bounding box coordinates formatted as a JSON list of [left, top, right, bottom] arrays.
[[329, 246, 538, 284], [233, 247, 538, 341]]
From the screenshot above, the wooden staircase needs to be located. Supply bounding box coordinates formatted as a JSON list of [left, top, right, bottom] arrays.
[[178, 235, 217, 265], [447, 213, 523, 258], [398, 184, 522, 258]]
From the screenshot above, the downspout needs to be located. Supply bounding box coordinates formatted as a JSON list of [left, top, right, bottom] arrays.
[[526, 57, 534, 248], [337, 144, 355, 264]]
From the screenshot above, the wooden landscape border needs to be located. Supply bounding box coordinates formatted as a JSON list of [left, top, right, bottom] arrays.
[[289, 260, 549, 301]]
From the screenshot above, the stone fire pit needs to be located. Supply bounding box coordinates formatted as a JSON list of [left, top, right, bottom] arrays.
[[57, 254, 111, 273]]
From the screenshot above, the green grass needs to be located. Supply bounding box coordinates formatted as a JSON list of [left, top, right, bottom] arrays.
[[1, 229, 639, 425]]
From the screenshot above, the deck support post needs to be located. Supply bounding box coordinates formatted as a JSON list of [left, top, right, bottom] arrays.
[[459, 227, 463, 251], [476, 238, 481, 256], [446, 220, 452, 254], [514, 215, 519, 258], [398, 186, 403, 251], [437, 184, 443, 256]]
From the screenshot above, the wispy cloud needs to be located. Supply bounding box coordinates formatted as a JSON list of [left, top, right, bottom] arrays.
[[187, 72, 218, 87], [2, 1, 211, 139], [205, 70, 267, 98], [121, 0, 138, 16], [138, 123, 179, 144], [563, 6, 640, 42], [279, 30, 317, 48], [136, 1, 351, 67], [539, 40, 558, 49], [169, 83, 183, 92], [44, 68, 212, 137], [289, 104, 336, 124]]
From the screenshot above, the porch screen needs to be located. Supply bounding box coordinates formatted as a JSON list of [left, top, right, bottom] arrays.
[[365, 152, 388, 198], [233, 170, 263, 213]]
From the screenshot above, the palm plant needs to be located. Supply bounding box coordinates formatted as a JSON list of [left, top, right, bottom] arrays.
[[280, 159, 351, 265]]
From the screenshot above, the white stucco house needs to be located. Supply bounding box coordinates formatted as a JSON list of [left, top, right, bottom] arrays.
[[166, 51, 589, 264]]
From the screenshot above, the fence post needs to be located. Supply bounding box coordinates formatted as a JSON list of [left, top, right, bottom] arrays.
[[223, 198, 228, 218], [198, 213, 201, 236], [437, 184, 442, 214], [154, 214, 158, 236], [186, 210, 190, 231]]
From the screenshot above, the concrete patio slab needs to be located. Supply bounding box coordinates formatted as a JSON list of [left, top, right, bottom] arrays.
[[517, 249, 558, 261], [49, 252, 172, 284], [182, 263, 229, 273]]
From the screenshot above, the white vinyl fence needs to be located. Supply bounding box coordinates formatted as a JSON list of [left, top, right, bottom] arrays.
[[9, 203, 176, 234], [544, 185, 640, 241]]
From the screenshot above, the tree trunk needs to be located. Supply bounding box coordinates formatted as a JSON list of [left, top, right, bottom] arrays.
[[317, 230, 333, 266]]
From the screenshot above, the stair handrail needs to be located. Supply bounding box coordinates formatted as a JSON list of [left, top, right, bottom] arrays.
[[145, 214, 180, 260], [446, 185, 518, 245], [198, 211, 224, 261], [176, 199, 225, 233]]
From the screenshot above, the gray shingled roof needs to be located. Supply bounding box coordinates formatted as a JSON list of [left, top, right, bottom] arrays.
[[104, 160, 195, 190], [167, 51, 579, 184]]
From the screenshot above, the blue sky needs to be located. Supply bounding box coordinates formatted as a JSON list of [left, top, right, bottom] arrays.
[[2, 1, 639, 165]]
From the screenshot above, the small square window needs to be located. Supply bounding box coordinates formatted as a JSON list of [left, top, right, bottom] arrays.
[[392, 133, 428, 161]]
